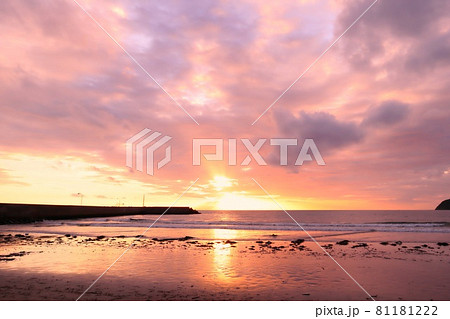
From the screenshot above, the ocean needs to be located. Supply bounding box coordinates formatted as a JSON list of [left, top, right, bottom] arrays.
[[4, 210, 449, 242]]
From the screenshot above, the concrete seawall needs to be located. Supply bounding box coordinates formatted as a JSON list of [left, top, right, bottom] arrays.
[[0, 203, 200, 224]]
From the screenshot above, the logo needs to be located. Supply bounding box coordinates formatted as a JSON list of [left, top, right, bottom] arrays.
[[192, 138, 325, 166], [126, 130, 325, 176], [126, 128, 172, 176]]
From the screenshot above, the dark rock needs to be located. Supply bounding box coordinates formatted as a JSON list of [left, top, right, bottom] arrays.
[[178, 236, 194, 241], [153, 236, 195, 242], [291, 239, 305, 245], [336, 240, 349, 245], [435, 199, 450, 210], [8, 251, 28, 257], [196, 244, 213, 248], [380, 242, 389, 245], [437, 242, 448, 246], [260, 241, 273, 247], [224, 240, 237, 245], [0, 251, 29, 260], [351, 243, 368, 248]]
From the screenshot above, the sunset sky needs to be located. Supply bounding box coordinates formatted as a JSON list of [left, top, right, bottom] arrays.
[[1, 0, 449, 210]]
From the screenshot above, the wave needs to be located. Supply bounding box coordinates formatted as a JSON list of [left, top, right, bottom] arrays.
[[56, 219, 450, 233]]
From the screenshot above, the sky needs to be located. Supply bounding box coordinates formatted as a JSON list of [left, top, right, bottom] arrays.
[[0, 0, 449, 210]]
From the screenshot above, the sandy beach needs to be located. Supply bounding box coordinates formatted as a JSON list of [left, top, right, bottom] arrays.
[[1, 227, 449, 301]]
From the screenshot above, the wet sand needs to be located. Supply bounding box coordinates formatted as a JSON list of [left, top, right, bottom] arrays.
[[0, 232, 449, 300]]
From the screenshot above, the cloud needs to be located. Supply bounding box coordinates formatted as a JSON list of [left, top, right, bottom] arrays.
[[0, 169, 29, 186], [275, 110, 364, 153], [404, 33, 450, 73], [335, 0, 450, 75], [362, 100, 409, 127], [0, 0, 449, 208]]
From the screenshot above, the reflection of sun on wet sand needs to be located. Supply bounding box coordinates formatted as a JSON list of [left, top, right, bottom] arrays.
[[212, 241, 235, 283], [0, 232, 449, 300], [211, 229, 248, 286]]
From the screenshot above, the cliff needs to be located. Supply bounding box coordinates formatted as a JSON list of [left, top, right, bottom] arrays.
[[435, 199, 450, 210]]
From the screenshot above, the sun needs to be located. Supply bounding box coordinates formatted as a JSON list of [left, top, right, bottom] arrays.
[[216, 192, 275, 210], [210, 176, 235, 191]]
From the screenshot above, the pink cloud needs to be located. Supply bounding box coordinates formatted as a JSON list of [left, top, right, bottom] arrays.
[[0, 0, 449, 208]]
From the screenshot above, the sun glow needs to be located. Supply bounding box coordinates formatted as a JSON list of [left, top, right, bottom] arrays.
[[111, 6, 126, 18], [216, 192, 275, 210], [210, 176, 235, 191]]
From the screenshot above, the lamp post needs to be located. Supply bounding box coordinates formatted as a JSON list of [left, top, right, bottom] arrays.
[[77, 193, 83, 205]]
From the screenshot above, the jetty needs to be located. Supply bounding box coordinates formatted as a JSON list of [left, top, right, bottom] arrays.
[[0, 203, 199, 224]]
